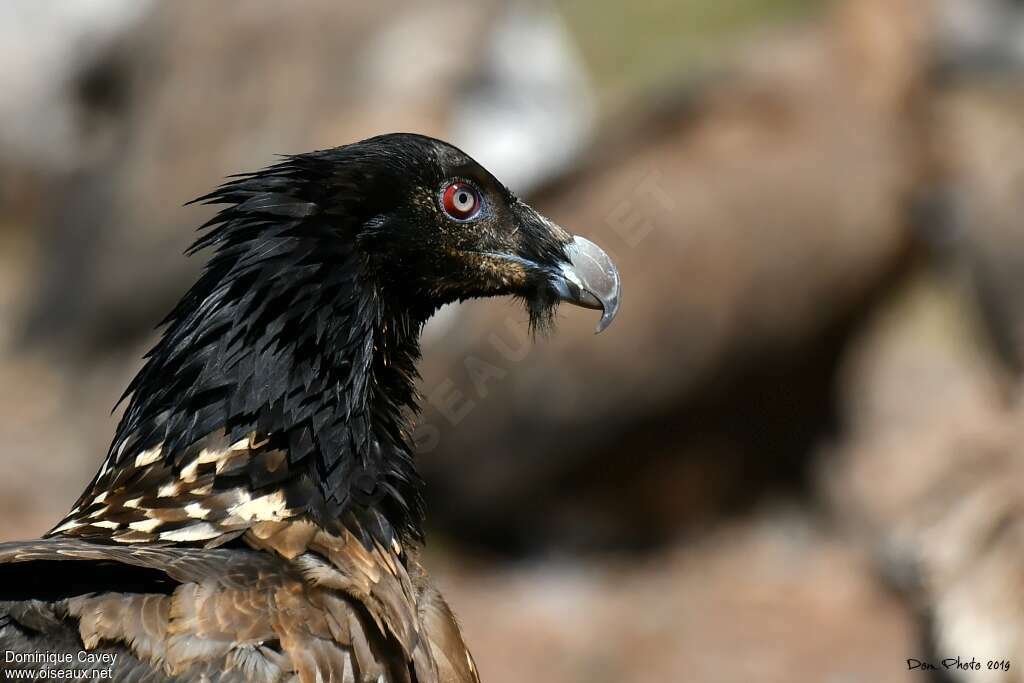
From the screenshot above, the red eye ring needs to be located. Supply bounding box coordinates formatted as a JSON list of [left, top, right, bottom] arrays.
[[441, 181, 481, 221]]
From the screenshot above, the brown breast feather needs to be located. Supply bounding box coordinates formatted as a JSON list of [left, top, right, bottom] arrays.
[[1, 428, 479, 682]]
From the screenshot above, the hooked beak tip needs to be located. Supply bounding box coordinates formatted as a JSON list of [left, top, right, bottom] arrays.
[[552, 236, 621, 334]]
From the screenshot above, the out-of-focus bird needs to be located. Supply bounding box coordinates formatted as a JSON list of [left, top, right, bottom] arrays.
[[0, 133, 620, 682]]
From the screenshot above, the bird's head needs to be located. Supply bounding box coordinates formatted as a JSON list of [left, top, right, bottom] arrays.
[[360, 135, 621, 332], [241, 133, 621, 333]]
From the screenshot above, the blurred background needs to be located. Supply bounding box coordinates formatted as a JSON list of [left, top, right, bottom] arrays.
[[2, 0, 1024, 681]]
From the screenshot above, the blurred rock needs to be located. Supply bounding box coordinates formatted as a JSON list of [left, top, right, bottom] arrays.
[[0, 0, 150, 173], [439, 510, 919, 683], [934, 0, 1024, 74], [927, 83, 1024, 375], [823, 268, 1024, 681], [451, 1, 594, 194], [807, 2, 1024, 675]]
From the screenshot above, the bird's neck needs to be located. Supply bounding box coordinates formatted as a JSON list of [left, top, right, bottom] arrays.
[[64, 243, 428, 546]]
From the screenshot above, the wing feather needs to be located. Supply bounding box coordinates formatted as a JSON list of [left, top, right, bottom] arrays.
[[0, 532, 474, 682]]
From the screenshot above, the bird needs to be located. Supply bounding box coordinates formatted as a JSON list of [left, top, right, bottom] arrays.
[[0, 133, 620, 682]]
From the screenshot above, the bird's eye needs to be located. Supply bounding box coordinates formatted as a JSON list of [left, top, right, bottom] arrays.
[[440, 181, 482, 221]]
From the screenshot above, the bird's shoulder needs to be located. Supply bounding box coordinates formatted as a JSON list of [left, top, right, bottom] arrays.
[[0, 526, 477, 683]]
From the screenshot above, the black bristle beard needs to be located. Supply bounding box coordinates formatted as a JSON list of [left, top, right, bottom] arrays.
[[522, 286, 560, 338]]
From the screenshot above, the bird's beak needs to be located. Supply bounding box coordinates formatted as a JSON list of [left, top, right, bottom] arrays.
[[550, 236, 621, 334]]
